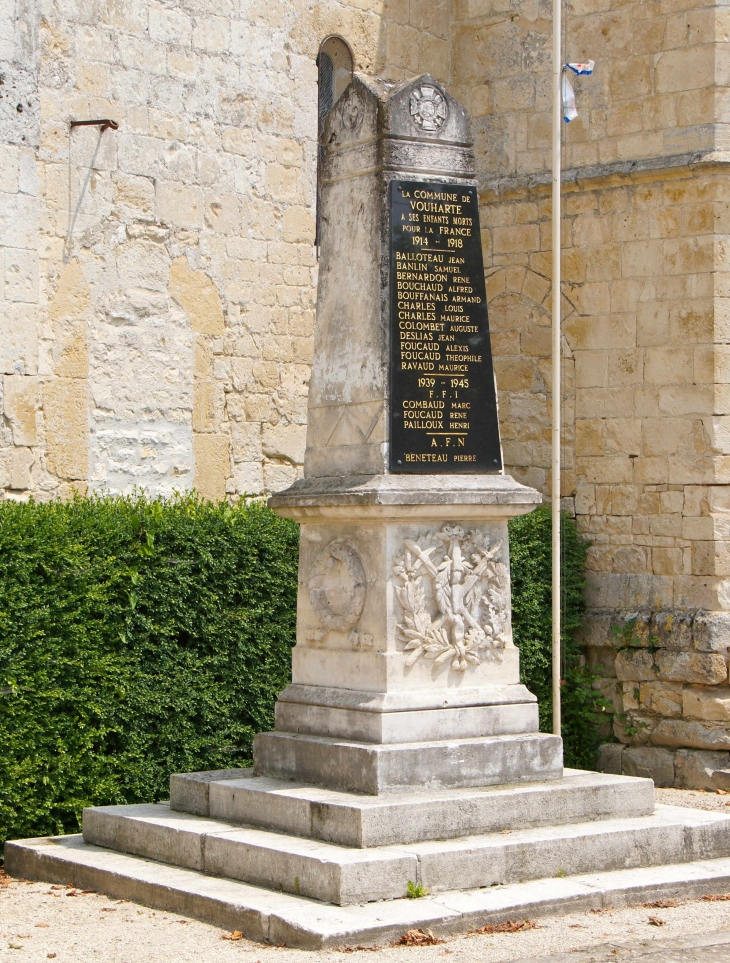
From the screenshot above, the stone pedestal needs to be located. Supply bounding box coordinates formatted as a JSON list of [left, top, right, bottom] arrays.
[[256, 474, 559, 792]]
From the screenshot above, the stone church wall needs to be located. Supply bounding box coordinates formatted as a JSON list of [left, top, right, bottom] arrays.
[[0, 0, 450, 502], [3, 0, 730, 783]]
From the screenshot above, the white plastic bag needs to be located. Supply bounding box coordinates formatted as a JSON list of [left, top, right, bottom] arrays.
[[562, 74, 578, 123]]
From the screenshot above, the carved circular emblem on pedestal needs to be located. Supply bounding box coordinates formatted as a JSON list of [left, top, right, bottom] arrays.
[[409, 84, 448, 132], [308, 537, 366, 632], [341, 90, 364, 131]]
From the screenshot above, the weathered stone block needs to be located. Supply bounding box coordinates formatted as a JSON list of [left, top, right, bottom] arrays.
[[655, 651, 727, 684], [0, 303, 38, 375], [10, 446, 34, 490], [597, 742, 624, 775], [693, 612, 730, 653], [651, 611, 693, 650], [43, 379, 88, 480], [675, 749, 730, 790], [622, 746, 675, 788], [613, 711, 656, 746], [193, 433, 229, 502], [683, 686, 730, 722], [168, 258, 224, 335], [616, 649, 655, 681], [578, 612, 616, 648], [3, 375, 39, 445], [652, 719, 730, 751], [639, 682, 683, 718]]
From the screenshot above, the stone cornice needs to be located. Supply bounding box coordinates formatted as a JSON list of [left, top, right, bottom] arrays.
[[479, 149, 730, 201]]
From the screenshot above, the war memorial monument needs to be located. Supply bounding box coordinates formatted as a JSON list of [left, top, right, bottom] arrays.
[[7, 75, 730, 948]]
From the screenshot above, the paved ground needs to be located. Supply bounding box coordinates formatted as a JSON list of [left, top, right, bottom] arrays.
[[3, 788, 730, 962]]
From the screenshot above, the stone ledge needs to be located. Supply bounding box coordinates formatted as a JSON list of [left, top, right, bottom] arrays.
[[180, 768, 656, 846], [79, 801, 730, 906], [480, 149, 730, 200], [8, 835, 730, 948], [268, 472, 541, 520], [253, 730, 563, 794]]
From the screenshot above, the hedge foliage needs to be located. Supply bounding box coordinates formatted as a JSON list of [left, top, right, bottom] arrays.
[[509, 504, 607, 769], [0, 494, 298, 849], [0, 495, 598, 850]]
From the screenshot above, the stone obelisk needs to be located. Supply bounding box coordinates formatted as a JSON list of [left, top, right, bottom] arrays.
[[256, 74, 561, 793]]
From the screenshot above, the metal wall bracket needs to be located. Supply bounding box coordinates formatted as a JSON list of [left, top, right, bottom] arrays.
[[70, 119, 119, 132]]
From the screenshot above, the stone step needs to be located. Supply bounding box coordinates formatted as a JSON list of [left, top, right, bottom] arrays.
[[253, 729, 563, 793], [274, 697, 539, 743], [81, 801, 730, 906], [8, 833, 730, 949], [273, 682, 540, 744], [170, 768, 656, 847]]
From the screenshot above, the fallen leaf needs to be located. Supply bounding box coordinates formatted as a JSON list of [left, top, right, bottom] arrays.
[[393, 928, 446, 946], [65, 890, 78, 897], [101, 908, 117, 912], [569, 924, 585, 929], [648, 916, 666, 926], [469, 919, 537, 935], [221, 931, 244, 941], [716, 789, 729, 795], [701, 893, 730, 902], [50, 886, 64, 891], [35, 925, 50, 929], [500, 830, 512, 835], [643, 900, 679, 908], [47, 955, 57, 959]]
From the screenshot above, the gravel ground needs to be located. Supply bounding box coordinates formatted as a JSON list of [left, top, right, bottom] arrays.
[[3, 788, 730, 963], [655, 787, 730, 812]]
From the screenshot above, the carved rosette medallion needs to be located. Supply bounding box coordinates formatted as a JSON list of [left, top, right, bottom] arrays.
[[341, 89, 364, 131], [308, 537, 367, 632], [409, 85, 448, 132], [393, 525, 508, 672]]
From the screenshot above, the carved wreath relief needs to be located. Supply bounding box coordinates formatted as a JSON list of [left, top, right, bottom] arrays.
[[393, 525, 508, 672], [409, 84, 448, 132], [341, 89, 364, 131], [308, 537, 366, 632]]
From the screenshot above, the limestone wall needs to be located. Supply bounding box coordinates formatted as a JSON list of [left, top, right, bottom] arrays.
[[1, 0, 397, 501]]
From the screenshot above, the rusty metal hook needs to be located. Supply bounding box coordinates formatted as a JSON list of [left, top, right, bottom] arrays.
[[70, 119, 119, 132]]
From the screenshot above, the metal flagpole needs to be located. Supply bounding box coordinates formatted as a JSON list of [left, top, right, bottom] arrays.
[[551, 0, 562, 737]]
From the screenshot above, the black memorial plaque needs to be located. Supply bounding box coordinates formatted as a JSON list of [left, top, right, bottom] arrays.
[[389, 179, 502, 473]]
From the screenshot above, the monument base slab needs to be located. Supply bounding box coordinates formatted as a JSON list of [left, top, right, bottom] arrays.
[[273, 682, 539, 743], [253, 730, 563, 794], [8, 785, 730, 948], [76, 800, 730, 906], [172, 769, 655, 848]]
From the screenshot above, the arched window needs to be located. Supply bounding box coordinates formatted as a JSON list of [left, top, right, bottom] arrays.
[[316, 36, 353, 247]]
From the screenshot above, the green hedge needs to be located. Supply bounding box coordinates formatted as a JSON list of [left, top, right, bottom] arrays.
[[0, 494, 298, 849], [0, 495, 599, 850], [510, 504, 606, 769]]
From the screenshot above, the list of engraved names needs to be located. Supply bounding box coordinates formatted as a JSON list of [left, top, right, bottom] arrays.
[[389, 180, 502, 474]]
